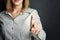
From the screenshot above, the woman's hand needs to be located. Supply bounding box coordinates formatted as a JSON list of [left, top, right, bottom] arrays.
[[30, 15, 41, 34]]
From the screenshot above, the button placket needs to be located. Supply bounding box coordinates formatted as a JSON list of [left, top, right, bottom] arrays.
[[12, 19, 14, 40], [20, 31, 22, 40], [12, 19, 18, 40], [12, 26, 13, 30]]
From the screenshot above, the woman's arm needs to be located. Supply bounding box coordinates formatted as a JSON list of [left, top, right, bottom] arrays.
[[0, 20, 3, 40], [0, 19, 5, 40], [30, 9, 46, 40]]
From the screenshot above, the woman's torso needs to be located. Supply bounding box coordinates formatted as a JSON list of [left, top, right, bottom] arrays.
[[0, 8, 34, 40]]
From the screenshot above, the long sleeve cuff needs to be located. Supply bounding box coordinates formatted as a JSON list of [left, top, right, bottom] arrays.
[[31, 29, 46, 40], [38, 29, 46, 40]]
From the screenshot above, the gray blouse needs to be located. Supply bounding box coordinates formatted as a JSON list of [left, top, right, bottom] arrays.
[[0, 8, 46, 40]]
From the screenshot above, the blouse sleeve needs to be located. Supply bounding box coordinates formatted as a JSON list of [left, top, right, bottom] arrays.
[[0, 20, 3, 40], [30, 9, 46, 40], [0, 17, 5, 40]]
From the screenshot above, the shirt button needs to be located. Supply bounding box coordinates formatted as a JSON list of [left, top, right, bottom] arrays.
[[12, 27, 13, 30], [12, 36, 13, 39]]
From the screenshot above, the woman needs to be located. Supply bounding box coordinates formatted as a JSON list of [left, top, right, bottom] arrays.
[[0, 0, 46, 40]]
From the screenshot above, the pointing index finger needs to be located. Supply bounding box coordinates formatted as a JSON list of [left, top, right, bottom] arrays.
[[30, 15, 34, 29]]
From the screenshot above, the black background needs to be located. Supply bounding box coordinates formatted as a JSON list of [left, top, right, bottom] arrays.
[[0, 0, 60, 40]]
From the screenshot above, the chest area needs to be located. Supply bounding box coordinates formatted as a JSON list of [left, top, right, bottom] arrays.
[[2, 13, 32, 34]]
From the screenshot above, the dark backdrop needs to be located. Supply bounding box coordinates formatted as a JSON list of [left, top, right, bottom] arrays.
[[30, 0, 60, 40], [0, 0, 60, 40]]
